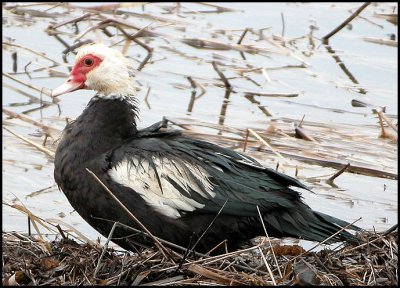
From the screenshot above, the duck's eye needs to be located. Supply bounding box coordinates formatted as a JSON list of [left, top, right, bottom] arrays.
[[84, 58, 94, 66]]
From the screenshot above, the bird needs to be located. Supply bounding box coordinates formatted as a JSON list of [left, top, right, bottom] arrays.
[[52, 43, 360, 254]]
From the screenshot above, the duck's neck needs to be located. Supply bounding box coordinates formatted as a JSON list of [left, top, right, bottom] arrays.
[[56, 94, 138, 165]]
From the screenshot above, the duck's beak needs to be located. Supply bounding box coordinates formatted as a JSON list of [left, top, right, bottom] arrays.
[[52, 76, 85, 97]]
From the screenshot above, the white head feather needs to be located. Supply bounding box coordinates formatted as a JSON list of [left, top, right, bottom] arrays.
[[75, 43, 136, 96]]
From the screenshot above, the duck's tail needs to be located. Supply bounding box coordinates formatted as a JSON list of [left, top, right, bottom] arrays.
[[306, 211, 362, 245]]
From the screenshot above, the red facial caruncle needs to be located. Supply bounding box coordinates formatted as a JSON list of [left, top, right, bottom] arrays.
[[52, 54, 103, 97]]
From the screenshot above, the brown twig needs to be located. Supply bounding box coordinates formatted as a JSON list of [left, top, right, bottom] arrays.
[[244, 92, 298, 97], [322, 2, 371, 44], [3, 72, 52, 96], [328, 163, 351, 182], [378, 111, 397, 132], [243, 129, 250, 152], [3, 126, 55, 158], [247, 129, 289, 164], [3, 108, 59, 136], [237, 28, 249, 44], [211, 61, 232, 89], [256, 206, 282, 278]]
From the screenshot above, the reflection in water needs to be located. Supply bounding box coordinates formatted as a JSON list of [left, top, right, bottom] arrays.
[[217, 89, 232, 132], [324, 44, 367, 94]]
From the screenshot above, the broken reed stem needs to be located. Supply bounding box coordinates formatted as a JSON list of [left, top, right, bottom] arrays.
[[378, 111, 398, 132], [144, 86, 152, 109], [258, 247, 277, 285], [336, 231, 392, 256], [299, 114, 306, 127], [205, 239, 228, 256], [187, 199, 228, 255], [256, 206, 282, 278], [3, 72, 52, 96], [328, 163, 350, 182], [48, 12, 92, 29], [3, 42, 60, 66], [85, 168, 174, 261], [3, 126, 55, 158], [322, 2, 371, 43], [55, 224, 67, 240], [3, 108, 59, 136], [178, 200, 228, 271], [211, 61, 232, 89], [94, 221, 118, 278], [4, 200, 94, 244], [237, 28, 249, 44], [243, 129, 250, 152], [247, 128, 289, 164]]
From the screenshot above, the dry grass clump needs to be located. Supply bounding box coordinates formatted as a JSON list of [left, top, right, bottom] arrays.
[[2, 225, 397, 286]]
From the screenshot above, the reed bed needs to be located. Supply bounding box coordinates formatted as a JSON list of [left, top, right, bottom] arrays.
[[2, 223, 397, 286]]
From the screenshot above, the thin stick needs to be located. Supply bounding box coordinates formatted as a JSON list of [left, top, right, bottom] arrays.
[[322, 2, 371, 43], [258, 247, 276, 285], [178, 200, 229, 270], [55, 224, 67, 240], [3, 42, 61, 65], [94, 221, 118, 278], [196, 2, 237, 12], [85, 168, 174, 261], [3, 72, 52, 96], [188, 199, 228, 254], [378, 111, 398, 132], [336, 231, 393, 256], [211, 61, 231, 89], [205, 239, 228, 256], [144, 86, 151, 109], [256, 206, 282, 278], [48, 12, 92, 29], [244, 91, 298, 97], [237, 28, 249, 44], [3, 126, 55, 158], [281, 12, 285, 37], [187, 76, 206, 98], [248, 128, 289, 164], [328, 163, 350, 182], [243, 129, 249, 152], [28, 216, 31, 236], [3, 108, 59, 136]]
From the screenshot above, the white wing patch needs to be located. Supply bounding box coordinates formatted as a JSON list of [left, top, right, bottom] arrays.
[[108, 157, 216, 218]]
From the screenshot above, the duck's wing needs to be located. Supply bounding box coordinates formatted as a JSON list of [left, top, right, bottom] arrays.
[[105, 133, 359, 243], [106, 134, 306, 217]]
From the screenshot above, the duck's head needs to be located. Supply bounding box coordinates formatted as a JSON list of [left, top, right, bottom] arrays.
[[52, 43, 135, 97]]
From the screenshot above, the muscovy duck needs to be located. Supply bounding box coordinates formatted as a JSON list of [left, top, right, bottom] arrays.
[[52, 43, 359, 253]]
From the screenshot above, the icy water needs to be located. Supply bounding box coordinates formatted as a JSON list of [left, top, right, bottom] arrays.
[[3, 2, 397, 248]]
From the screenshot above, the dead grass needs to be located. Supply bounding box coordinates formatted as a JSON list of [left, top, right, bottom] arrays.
[[2, 224, 397, 286]]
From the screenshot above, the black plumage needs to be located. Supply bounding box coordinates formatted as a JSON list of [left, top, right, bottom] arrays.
[[54, 96, 359, 253], [53, 43, 360, 254]]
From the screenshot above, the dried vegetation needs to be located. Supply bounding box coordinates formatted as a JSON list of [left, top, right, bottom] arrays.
[[2, 2, 398, 286]]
